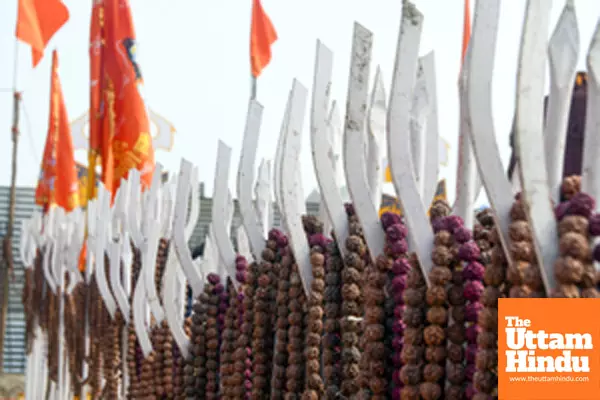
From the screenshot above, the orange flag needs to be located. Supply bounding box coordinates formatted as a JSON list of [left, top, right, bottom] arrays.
[[101, 0, 154, 193], [78, 243, 87, 273], [16, 0, 69, 67], [35, 50, 80, 212], [88, 0, 111, 198], [461, 0, 471, 63], [250, 0, 277, 78]]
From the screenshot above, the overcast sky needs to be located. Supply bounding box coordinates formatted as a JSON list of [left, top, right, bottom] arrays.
[[0, 0, 599, 205]]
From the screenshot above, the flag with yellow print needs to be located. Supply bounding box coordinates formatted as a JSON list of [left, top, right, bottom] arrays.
[[379, 179, 447, 218]]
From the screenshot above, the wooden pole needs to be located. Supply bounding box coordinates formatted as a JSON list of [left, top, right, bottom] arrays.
[[0, 36, 21, 371], [0, 88, 21, 373]]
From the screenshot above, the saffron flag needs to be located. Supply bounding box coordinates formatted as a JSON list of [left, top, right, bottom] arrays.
[[35, 50, 79, 212], [78, 242, 87, 273], [103, 0, 154, 192], [250, 0, 277, 77], [92, 0, 155, 195], [461, 0, 471, 63], [16, 0, 69, 67], [88, 0, 111, 199]]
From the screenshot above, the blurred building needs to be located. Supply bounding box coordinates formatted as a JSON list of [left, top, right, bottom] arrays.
[[0, 183, 321, 375]]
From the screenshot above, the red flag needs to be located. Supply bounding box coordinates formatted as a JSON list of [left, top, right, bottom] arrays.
[[35, 50, 79, 212], [16, 0, 69, 67], [250, 0, 277, 78], [101, 0, 155, 193]]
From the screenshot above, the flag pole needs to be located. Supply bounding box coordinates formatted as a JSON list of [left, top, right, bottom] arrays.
[[251, 76, 257, 100], [0, 36, 21, 373]]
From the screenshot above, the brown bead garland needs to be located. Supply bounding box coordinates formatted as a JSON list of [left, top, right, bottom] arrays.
[[104, 310, 123, 399], [379, 212, 410, 400], [554, 176, 599, 297], [397, 201, 449, 400], [323, 238, 343, 399], [64, 281, 86, 395], [473, 221, 507, 399], [285, 262, 306, 398], [185, 285, 211, 399], [205, 273, 225, 399], [173, 317, 192, 399], [220, 281, 239, 399], [470, 210, 496, 400], [421, 230, 452, 399], [341, 204, 365, 398], [227, 255, 251, 400], [271, 253, 291, 399], [161, 319, 175, 399], [127, 244, 144, 399], [251, 229, 286, 398], [507, 195, 544, 298], [359, 253, 391, 399], [238, 259, 258, 399], [102, 255, 123, 399], [301, 216, 328, 400]]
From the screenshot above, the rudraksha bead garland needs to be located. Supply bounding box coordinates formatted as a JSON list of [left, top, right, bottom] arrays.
[[456, 222, 482, 399], [100, 256, 122, 398], [420, 221, 453, 400], [126, 309, 139, 399], [323, 239, 343, 399], [507, 195, 543, 298], [46, 289, 59, 384], [104, 311, 123, 399], [150, 322, 164, 398], [161, 319, 175, 398], [232, 255, 251, 399], [302, 216, 328, 399], [251, 229, 286, 398], [285, 261, 307, 397], [443, 216, 476, 400], [554, 181, 599, 298], [378, 212, 410, 400], [89, 280, 105, 398], [220, 281, 239, 398], [472, 231, 506, 399], [219, 278, 231, 344], [215, 277, 231, 398], [139, 343, 156, 399], [398, 255, 426, 400], [474, 209, 495, 266], [239, 259, 258, 399], [341, 203, 366, 398], [397, 201, 446, 400], [271, 253, 291, 399], [561, 175, 581, 202], [358, 253, 391, 399], [173, 317, 192, 399], [205, 273, 223, 399], [64, 284, 79, 394], [65, 281, 86, 395], [469, 213, 497, 400], [127, 245, 143, 399], [185, 285, 211, 399], [470, 211, 495, 400]]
